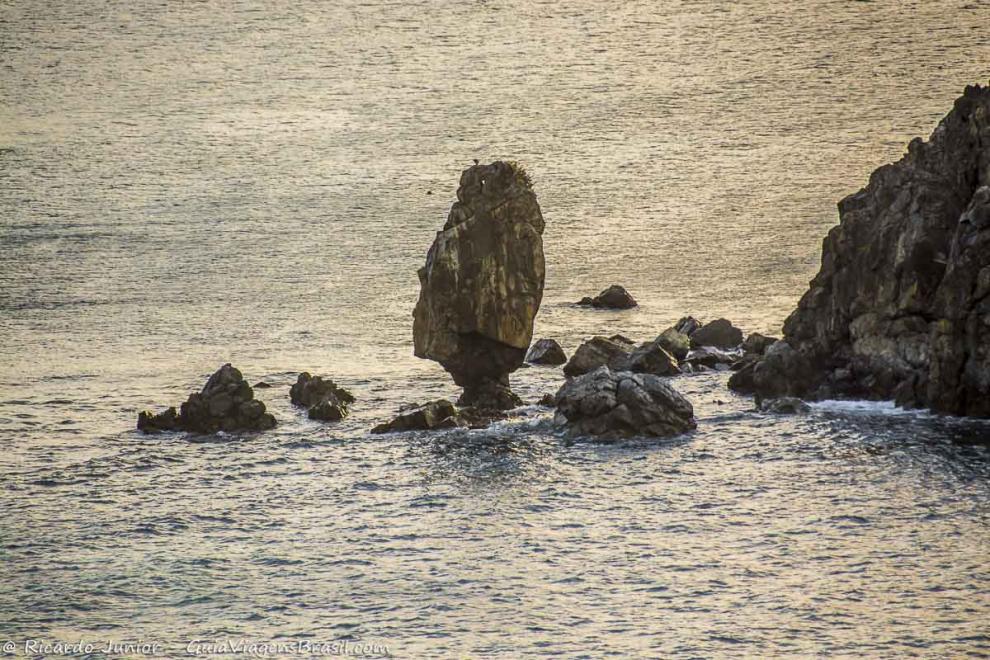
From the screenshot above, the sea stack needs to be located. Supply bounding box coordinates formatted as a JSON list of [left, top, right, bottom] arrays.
[[413, 161, 546, 410], [735, 84, 990, 416]]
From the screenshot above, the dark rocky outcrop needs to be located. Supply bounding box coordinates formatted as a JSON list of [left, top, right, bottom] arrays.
[[554, 366, 696, 439], [371, 399, 506, 433], [371, 399, 465, 434], [690, 318, 743, 349], [673, 316, 702, 336], [308, 398, 348, 421], [137, 364, 276, 434], [413, 161, 544, 410], [740, 85, 990, 416], [563, 336, 680, 378], [625, 339, 681, 376], [526, 338, 567, 365], [741, 333, 779, 356], [290, 373, 355, 407], [576, 285, 638, 309], [290, 372, 354, 422]]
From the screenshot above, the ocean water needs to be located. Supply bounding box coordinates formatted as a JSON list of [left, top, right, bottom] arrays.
[[2, 0, 990, 656]]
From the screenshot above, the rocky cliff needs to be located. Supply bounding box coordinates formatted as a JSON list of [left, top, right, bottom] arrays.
[[413, 161, 545, 409], [737, 84, 990, 416]]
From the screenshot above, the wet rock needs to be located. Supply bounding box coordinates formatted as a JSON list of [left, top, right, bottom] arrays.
[[413, 161, 545, 410], [744, 85, 990, 416], [137, 406, 178, 433], [137, 364, 276, 434], [748, 340, 820, 403], [727, 359, 756, 391], [690, 318, 743, 349], [290, 372, 353, 422], [538, 393, 556, 407], [741, 333, 779, 356], [253, 381, 273, 389], [457, 379, 522, 411], [683, 347, 742, 370], [625, 339, 681, 376], [371, 399, 465, 434], [576, 284, 638, 309], [673, 316, 702, 336], [655, 327, 691, 360], [760, 397, 811, 415], [554, 366, 696, 439], [290, 372, 355, 407], [526, 338, 567, 366], [563, 336, 631, 378], [309, 398, 348, 421]]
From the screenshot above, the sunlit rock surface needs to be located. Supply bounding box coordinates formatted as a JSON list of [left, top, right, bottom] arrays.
[[290, 372, 354, 422], [413, 161, 545, 410]]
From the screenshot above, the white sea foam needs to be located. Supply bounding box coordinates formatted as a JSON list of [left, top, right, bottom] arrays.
[[808, 399, 933, 417]]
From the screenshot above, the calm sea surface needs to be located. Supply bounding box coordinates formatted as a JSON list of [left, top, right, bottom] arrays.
[[2, 1, 990, 656]]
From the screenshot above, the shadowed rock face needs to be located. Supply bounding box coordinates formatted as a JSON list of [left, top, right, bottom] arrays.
[[554, 366, 695, 439], [137, 364, 276, 434], [413, 161, 545, 409], [742, 84, 990, 415]]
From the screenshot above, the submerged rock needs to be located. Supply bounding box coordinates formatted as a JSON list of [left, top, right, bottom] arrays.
[[744, 85, 990, 415], [760, 397, 811, 415], [526, 338, 567, 365], [576, 284, 638, 309], [690, 318, 743, 349], [683, 347, 743, 371], [371, 399, 465, 434], [413, 161, 545, 410], [290, 372, 354, 422], [137, 364, 276, 434], [554, 366, 696, 439]]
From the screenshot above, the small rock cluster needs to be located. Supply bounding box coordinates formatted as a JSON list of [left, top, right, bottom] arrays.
[[290, 372, 355, 421], [557, 317, 774, 381], [137, 364, 276, 434], [576, 284, 638, 309]]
